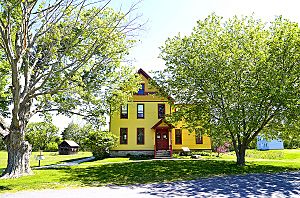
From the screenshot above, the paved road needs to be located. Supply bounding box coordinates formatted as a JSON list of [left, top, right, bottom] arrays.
[[1, 171, 299, 198]]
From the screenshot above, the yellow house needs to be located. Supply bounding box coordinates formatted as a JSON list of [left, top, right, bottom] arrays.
[[110, 68, 211, 157]]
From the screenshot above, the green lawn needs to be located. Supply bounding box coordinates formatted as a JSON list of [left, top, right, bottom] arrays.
[[0, 149, 299, 194], [0, 151, 92, 172]]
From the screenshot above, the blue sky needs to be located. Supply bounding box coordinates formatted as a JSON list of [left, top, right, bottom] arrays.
[[111, 0, 300, 73]]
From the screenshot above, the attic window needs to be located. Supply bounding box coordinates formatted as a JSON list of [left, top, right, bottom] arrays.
[[138, 83, 145, 95]]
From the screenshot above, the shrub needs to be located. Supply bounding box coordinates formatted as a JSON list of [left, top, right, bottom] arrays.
[[45, 142, 58, 152], [215, 142, 230, 157], [85, 130, 117, 159]]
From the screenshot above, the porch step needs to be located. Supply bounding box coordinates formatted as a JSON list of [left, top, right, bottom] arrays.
[[155, 150, 171, 158]]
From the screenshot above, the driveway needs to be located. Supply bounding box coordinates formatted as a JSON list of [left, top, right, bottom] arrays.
[[1, 171, 299, 198]]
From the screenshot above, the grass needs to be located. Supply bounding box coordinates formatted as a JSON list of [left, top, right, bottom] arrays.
[[0, 149, 299, 194], [0, 151, 92, 172]]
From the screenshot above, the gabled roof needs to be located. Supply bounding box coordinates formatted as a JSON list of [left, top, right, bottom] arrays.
[[151, 118, 175, 129], [62, 140, 79, 147], [138, 68, 151, 79]]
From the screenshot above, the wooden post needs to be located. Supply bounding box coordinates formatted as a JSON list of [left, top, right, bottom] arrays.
[[169, 129, 173, 157]]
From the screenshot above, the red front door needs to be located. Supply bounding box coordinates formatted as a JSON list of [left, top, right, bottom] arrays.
[[156, 128, 169, 150]]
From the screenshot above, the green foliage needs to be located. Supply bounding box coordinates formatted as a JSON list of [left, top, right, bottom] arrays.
[[0, 51, 10, 116], [0, 138, 5, 150], [45, 142, 59, 152], [61, 122, 92, 151], [85, 130, 117, 159], [156, 14, 300, 165], [25, 122, 59, 151], [0, 0, 142, 177], [0, 0, 141, 128]]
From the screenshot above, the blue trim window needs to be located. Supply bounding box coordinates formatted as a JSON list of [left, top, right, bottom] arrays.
[[138, 83, 145, 95]]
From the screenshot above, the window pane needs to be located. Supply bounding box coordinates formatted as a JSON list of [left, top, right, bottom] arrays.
[[137, 104, 144, 118], [120, 128, 127, 144], [120, 105, 128, 119], [195, 128, 203, 144], [137, 128, 144, 144], [175, 129, 182, 144], [158, 104, 165, 118], [138, 83, 145, 95]]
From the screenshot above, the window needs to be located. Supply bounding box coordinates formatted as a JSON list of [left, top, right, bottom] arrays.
[[120, 104, 128, 119], [158, 104, 165, 119], [120, 128, 128, 144], [137, 83, 145, 95], [137, 104, 144, 119], [195, 128, 203, 144], [175, 129, 182, 144], [196, 136, 203, 144], [137, 128, 144, 144]]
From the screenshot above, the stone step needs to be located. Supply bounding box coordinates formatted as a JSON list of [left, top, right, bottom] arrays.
[[155, 150, 171, 158]]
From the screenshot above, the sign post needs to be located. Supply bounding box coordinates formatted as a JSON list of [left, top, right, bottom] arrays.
[[35, 150, 45, 167]]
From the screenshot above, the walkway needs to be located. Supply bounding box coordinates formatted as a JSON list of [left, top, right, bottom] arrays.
[[33, 156, 95, 169], [1, 171, 299, 197]]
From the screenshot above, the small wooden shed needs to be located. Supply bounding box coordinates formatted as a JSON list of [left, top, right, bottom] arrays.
[[58, 140, 79, 155]]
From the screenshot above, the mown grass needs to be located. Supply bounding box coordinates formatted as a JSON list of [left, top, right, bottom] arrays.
[[0, 149, 299, 194], [0, 151, 92, 172]]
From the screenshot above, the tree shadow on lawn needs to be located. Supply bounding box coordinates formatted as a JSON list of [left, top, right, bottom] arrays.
[[0, 185, 12, 191], [62, 160, 299, 188]]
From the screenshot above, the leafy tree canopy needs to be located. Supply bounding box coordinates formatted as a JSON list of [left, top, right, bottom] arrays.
[[25, 120, 59, 151], [0, 0, 142, 178], [61, 122, 92, 150], [156, 14, 300, 165]]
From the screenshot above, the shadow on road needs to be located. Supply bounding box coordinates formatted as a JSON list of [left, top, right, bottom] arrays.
[[135, 171, 300, 197]]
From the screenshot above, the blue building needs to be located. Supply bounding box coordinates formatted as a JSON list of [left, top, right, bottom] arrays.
[[257, 136, 284, 150]]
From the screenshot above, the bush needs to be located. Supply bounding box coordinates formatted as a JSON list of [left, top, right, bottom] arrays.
[[85, 130, 117, 159], [45, 142, 58, 152]]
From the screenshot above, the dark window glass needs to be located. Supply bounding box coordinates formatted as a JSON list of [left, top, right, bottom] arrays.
[[138, 83, 145, 95], [120, 128, 128, 144], [137, 128, 144, 144], [175, 129, 182, 144], [195, 134, 203, 144], [137, 104, 144, 119], [120, 105, 128, 119], [195, 128, 203, 144], [158, 104, 165, 118]]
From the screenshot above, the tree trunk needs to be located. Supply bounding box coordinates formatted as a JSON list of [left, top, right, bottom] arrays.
[[1, 129, 32, 179], [236, 145, 246, 166]]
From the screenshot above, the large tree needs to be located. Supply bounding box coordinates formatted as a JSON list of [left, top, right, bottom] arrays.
[[156, 14, 300, 166], [0, 0, 141, 178]]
